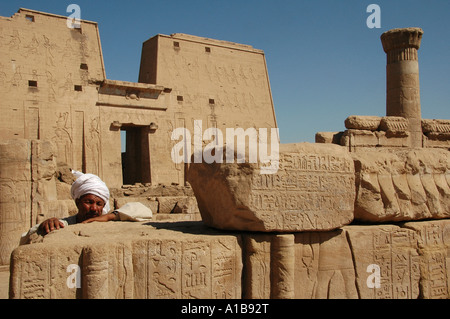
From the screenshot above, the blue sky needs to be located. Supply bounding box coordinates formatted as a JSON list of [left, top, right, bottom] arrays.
[[1, 0, 449, 144]]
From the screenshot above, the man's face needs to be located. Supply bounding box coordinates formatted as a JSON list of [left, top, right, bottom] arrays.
[[75, 194, 105, 222]]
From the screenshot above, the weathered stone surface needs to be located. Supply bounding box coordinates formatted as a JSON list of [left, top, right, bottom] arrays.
[[380, 116, 409, 137], [402, 219, 450, 299], [8, 219, 450, 299], [188, 143, 355, 232], [353, 148, 450, 222], [156, 196, 199, 215], [0, 140, 31, 265], [10, 221, 243, 299], [422, 119, 450, 149], [243, 223, 426, 299], [422, 119, 450, 133], [243, 230, 358, 299], [345, 224, 421, 299], [315, 131, 343, 144], [345, 115, 381, 131]]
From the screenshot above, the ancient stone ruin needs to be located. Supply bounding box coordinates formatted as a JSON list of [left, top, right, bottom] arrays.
[[1, 9, 449, 299]]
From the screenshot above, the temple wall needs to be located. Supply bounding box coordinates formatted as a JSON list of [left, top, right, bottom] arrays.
[[0, 10, 278, 190]]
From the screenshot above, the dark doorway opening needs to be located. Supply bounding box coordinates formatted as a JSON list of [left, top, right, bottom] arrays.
[[121, 126, 151, 185]]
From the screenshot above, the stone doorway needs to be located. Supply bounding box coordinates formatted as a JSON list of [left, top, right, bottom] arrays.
[[121, 126, 151, 185]]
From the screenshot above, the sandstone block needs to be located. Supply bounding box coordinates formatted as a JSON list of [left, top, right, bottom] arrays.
[[353, 148, 450, 222], [380, 116, 409, 137], [10, 221, 242, 299], [422, 119, 450, 148], [188, 143, 355, 232], [341, 129, 379, 148], [402, 219, 450, 299], [344, 115, 382, 131], [156, 196, 199, 214], [0, 160, 31, 182], [422, 119, 450, 133], [344, 224, 420, 299], [8, 219, 450, 299], [31, 140, 57, 181], [315, 131, 343, 144], [244, 223, 428, 299], [243, 230, 358, 299], [0, 140, 30, 162]]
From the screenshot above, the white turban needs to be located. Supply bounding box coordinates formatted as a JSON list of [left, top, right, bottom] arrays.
[[70, 170, 110, 215]]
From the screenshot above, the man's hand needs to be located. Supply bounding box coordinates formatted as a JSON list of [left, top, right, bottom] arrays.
[[38, 218, 65, 234], [81, 213, 116, 224]]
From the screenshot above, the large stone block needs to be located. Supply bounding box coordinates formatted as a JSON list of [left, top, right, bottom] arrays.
[[345, 115, 381, 131], [353, 148, 450, 222], [188, 143, 355, 232], [344, 224, 420, 299], [10, 221, 242, 299], [243, 224, 425, 299], [243, 230, 358, 299], [8, 219, 450, 299]]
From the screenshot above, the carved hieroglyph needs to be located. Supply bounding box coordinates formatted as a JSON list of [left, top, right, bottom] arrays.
[[353, 148, 450, 222], [188, 143, 355, 232]]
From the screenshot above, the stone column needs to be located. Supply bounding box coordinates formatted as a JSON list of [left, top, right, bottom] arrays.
[[381, 27, 424, 148], [270, 234, 295, 299], [82, 246, 110, 299]]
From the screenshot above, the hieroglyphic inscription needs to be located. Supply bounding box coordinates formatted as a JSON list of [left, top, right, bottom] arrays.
[[345, 226, 420, 299], [143, 237, 240, 299], [182, 241, 211, 299], [411, 222, 450, 299], [21, 261, 47, 299], [148, 240, 181, 299], [212, 239, 238, 299], [15, 251, 58, 299], [371, 229, 420, 299], [250, 152, 354, 230], [426, 251, 448, 298]]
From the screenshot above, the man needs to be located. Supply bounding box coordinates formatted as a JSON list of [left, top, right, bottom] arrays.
[[21, 171, 152, 244], [38, 171, 115, 234], [20, 171, 116, 243]]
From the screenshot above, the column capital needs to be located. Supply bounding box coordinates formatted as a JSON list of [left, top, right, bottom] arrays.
[[381, 27, 423, 53]]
